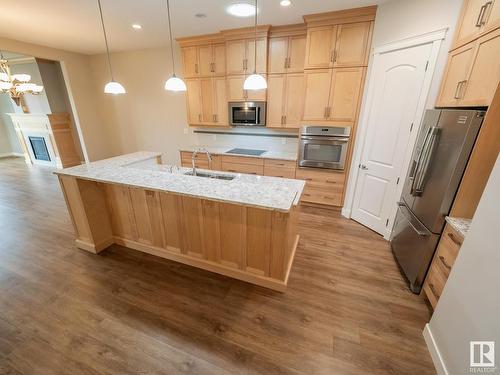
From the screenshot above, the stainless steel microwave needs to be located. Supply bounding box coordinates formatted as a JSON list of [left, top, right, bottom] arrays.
[[228, 101, 266, 126], [298, 126, 351, 170]]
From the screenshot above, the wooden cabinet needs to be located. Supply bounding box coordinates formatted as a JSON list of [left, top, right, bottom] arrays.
[[268, 35, 306, 74], [267, 73, 305, 128], [295, 168, 345, 207], [454, 0, 500, 48], [226, 75, 267, 101], [182, 43, 225, 78], [423, 224, 463, 309], [221, 155, 264, 175], [264, 159, 296, 178], [180, 151, 222, 170], [303, 67, 364, 124], [226, 38, 267, 75], [304, 22, 371, 69], [186, 77, 227, 126], [437, 28, 500, 107]]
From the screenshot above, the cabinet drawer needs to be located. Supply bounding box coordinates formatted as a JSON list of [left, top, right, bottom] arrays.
[[435, 225, 462, 276], [296, 168, 345, 188], [221, 162, 264, 175], [264, 166, 296, 179], [423, 262, 447, 309], [301, 186, 342, 206], [264, 159, 297, 169], [221, 155, 264, 166]]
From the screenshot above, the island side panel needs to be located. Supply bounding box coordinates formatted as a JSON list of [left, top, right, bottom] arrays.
[[58, 176, 114, 253]]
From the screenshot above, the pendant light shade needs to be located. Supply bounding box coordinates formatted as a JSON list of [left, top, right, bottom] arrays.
[[97, 0, 125, 95], [104, 81, 126, 94], [164, 0, 187, 92], [164, 74, 187, 91], [244, 0, 266, 91], [244, 73, 267, 90]]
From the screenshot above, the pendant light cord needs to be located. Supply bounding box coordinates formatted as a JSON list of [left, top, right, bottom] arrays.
[[97, 0, 114, 81], [254, 0, 258, 73], [166, 0, 177, 76]]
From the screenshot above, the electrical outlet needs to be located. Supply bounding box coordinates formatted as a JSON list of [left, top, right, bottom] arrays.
[[183, 128, 188, 135]]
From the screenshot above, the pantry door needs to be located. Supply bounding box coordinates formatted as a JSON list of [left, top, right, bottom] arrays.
[[348, 31, 445, 237]]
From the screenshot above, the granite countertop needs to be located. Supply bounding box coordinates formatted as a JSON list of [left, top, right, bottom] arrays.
[[54, 152, 304, 212], [179, 146, 297, 161], [445, 217, 471, 238]]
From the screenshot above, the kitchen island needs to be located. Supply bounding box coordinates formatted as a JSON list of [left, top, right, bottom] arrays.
[[55, 152, 304, 291]]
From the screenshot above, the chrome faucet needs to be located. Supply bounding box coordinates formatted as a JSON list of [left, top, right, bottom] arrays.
[[192, 148, 212, 176]]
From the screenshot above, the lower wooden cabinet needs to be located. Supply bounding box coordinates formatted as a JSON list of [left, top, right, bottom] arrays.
[[180, 151, 222, 170], [423, 223, 463, 309], [264, 159, 296, 178], [295, 168, 345, 207], [221, 155, 264, 175]]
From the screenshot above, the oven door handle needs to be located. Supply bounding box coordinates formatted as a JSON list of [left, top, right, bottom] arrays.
[[300, 136, 349, 142]]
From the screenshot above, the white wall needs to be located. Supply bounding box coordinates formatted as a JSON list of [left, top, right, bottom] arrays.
[[372, 0, 463, 108], [0, 94, 22, 154], [425, 155, 500, 374]]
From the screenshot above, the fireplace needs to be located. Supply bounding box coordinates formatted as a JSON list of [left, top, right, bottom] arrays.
[[28, 136, 51, 162]]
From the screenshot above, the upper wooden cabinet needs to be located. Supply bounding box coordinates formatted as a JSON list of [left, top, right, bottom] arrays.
[[226, 75, 267, 102], [197, 44, 226, 76], [186, 77, 227, 126], [268, 35, 307, 74], [453, 0, 500, 48], [304, 22, 372, 69], [267, 73, 305, 128], [182, 47, 199, 78], [303, 67, 364, 124], [226, 38, 267, 75], [437, 27, 500, 107], [179, 34, 226, 78]]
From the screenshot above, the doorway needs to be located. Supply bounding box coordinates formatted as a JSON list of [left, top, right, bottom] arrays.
[[345, 30, 446, 238]]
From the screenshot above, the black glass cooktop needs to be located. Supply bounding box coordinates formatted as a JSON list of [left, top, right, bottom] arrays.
[[226, 148, 266, 156]]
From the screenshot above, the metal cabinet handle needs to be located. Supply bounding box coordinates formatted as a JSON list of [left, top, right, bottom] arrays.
[[454, 80, 467, 99], [481, 1, 493, 25], [283, 115, 286, 124], [428, 282, 440, 298], [438, 255, 452, 271], [330, 50, 337, 63], [454, 81, 462, 99], [476, 4, 487, 27], [324, 107, 328, 119], [447, 232, 463, 246], [195, 63, 199, 74]]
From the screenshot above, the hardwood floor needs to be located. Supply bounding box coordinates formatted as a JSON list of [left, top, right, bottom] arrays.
[[0, 157, 435, 374]]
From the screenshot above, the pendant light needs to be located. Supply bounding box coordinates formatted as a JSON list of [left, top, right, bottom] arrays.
[[244, 0, 267, 91], [97, 0, 126, 94], [164, 0, 187, 92]]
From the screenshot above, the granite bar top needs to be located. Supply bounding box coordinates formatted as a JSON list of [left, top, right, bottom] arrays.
[[54, 152, 304, 212], [445, 217, 471, 238], [179, 146, 297, 161]]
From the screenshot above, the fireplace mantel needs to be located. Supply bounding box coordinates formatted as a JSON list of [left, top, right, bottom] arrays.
[[8, 113, 81, 168]]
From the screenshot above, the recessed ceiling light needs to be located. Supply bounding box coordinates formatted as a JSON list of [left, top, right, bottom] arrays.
[[280, 0, 291, 6], [132, 24, 142, 30], [226, 3, 256, 17]]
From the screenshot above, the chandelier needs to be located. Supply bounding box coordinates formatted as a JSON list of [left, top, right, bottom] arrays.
[[0, 54, 44, 106]]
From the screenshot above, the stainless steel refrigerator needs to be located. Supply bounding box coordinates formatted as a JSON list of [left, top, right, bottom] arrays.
[[390, 109, 485, 293]]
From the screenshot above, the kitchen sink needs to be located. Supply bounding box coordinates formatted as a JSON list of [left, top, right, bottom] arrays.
[[184, 171, 235, 180]]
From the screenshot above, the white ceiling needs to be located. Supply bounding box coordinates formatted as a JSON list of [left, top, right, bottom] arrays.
[[0, 0, 388, 55]]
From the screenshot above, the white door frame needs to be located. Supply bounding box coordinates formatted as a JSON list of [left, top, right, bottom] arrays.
[[342, 28, 448, 240]]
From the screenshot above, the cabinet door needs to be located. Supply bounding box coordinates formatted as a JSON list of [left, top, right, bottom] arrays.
[[302, 69, 332, 121], [266, 75, 286, 127], [304, 26, 336, 69], [213, 77, 228, 125], [182, 47, 199, 78], [226, 75, 246, 101], [198, 45, 213, 77], [436, 43, 476, 107], [461, 28, 500, 106], [454, 0, 490, 46], [287, 35, 307, 73], [484, 0, 500, 31], [328, 68, 364, 123], [226, 40, 246, 75], [283, 73, 305, 128], [334, 22, 371, 67], [186, 79, 202, 124], [268, 37, 289, 74], [200, 78, 215, 124], [246, 84, 267, 101], [213, 44, 226, 76], [246, 38, 267, 73]]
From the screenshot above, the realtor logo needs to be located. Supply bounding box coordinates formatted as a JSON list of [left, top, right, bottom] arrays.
[[470, 341, 495, 369]]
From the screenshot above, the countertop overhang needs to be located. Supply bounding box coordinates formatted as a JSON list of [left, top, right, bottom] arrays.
[[54, 152, 305, 212]]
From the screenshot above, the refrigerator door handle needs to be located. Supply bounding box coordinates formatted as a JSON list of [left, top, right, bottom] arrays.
[[410, 126, 433, 195], [413, 127, 441, 196], [397, 202, 430, 237]]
